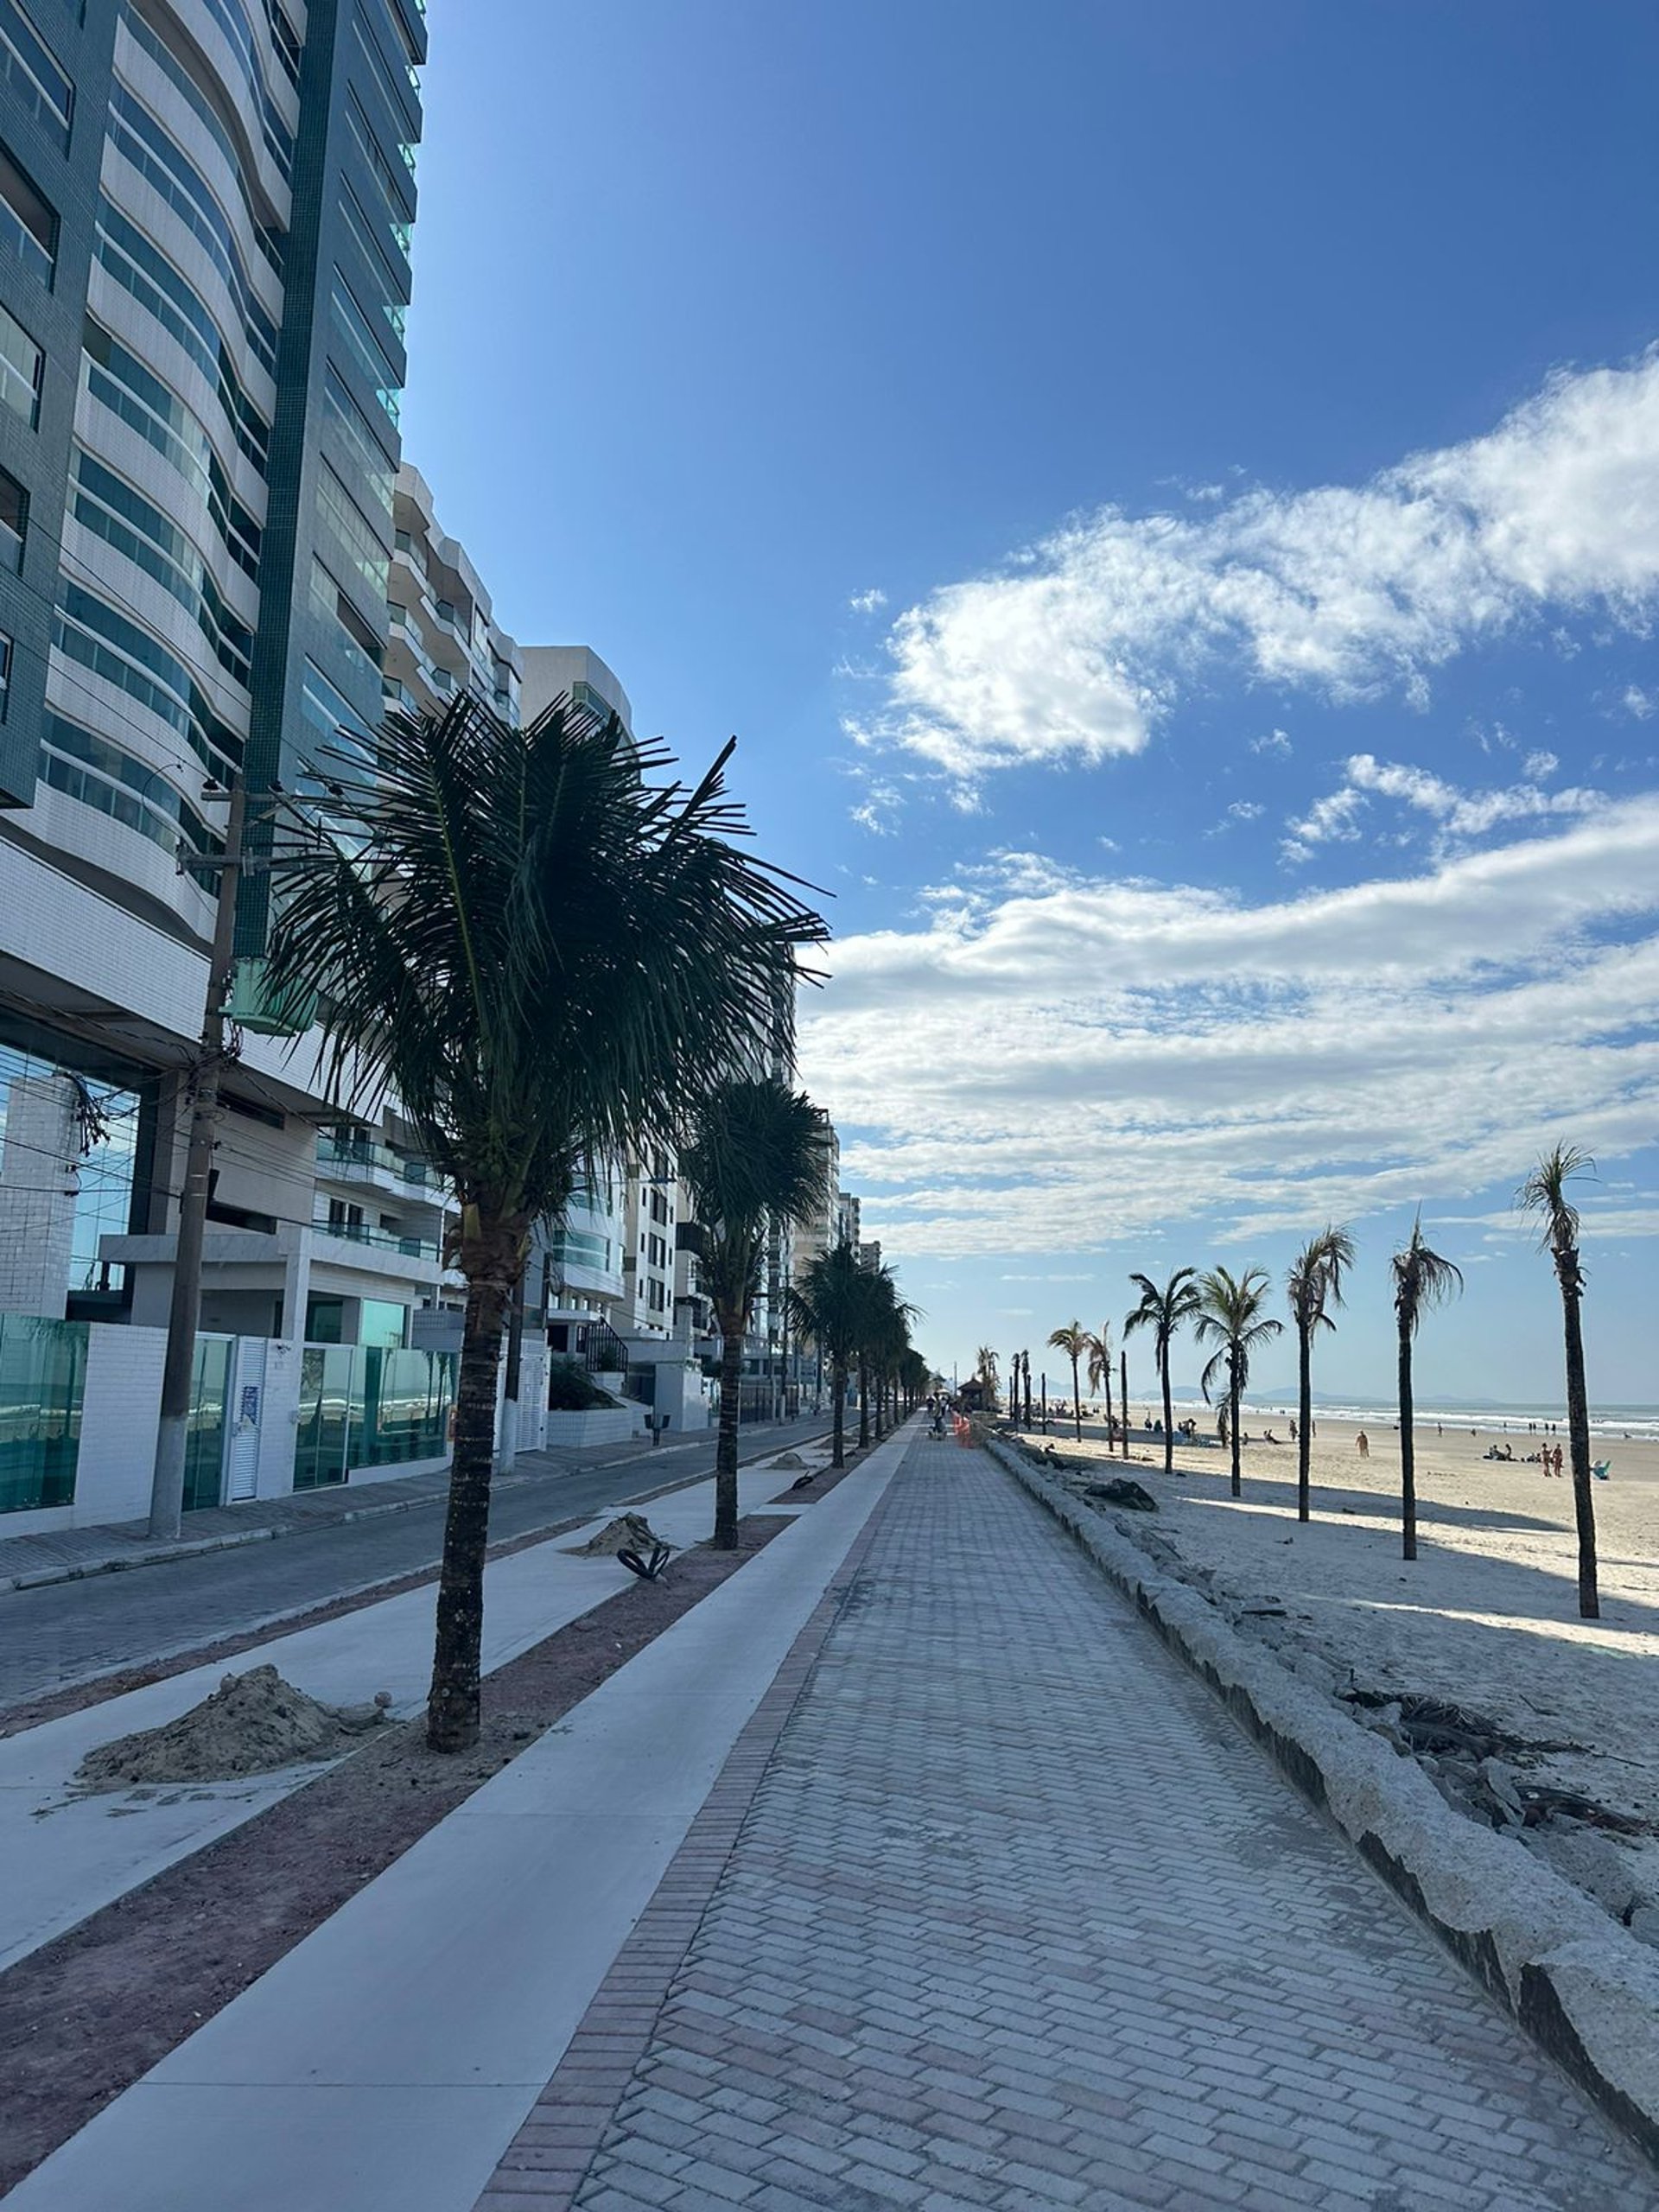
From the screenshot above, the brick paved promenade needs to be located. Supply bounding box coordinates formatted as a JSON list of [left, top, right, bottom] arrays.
[[480, 1437, 1651, 2212]]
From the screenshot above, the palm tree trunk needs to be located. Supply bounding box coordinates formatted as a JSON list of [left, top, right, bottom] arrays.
[[1399, 1318, 1417, 1561], [1120, 1351, 1128, 1459], [1160, 1350, 1174, 1475], [1103, 1358, 1114, 1453], [427, 1238, 516, 1752], [1071, 1354, 1082, 1440], [1562, 1286, 1599, 1618], [1297, 1319, 1313, 1523], [831, 1354, 847, 1467], [713, 1302, 743, 1549], [858, 1358, 869, 1449], [1229, 1352, 1242, 1497]]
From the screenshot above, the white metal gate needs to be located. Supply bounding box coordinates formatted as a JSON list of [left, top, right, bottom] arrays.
[[225, 1337, 267, 1502]]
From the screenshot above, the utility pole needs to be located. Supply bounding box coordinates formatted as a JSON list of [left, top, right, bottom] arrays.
[[148, 777, 248, 1541]]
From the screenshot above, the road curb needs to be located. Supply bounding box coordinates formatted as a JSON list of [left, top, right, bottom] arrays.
[[982, 1427, 1659, 2170], [2, 1429, 833, 1596]]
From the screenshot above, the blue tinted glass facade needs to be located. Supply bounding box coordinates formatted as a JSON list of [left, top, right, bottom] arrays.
[[0, 0, 424, 937]]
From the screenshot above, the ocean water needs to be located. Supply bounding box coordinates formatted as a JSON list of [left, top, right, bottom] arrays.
[[1156, 1395, 1659, 1446]]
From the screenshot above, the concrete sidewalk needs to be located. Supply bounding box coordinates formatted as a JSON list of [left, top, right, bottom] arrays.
[[482, 1433, 1651, 2212], [1, 1448, 824, 1974], [0, 1417, 828, 1592], [16, 1430, 1649, 2211], [6, 1429, 910, 2212]]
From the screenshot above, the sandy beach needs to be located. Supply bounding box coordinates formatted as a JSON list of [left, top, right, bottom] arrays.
[[1007, 1408, 1659, 1918]]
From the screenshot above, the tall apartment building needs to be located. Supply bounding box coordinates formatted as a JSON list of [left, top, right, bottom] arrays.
[[0, 0, 429, 1343], [518, 643, 685, 1348], [386, 461, 520, 726], [790, 1108, 840, 1287], [836, 1188, 861, 1251]]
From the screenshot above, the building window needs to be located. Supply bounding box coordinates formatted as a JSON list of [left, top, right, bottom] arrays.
[[329, 273, 400, 428], [40, 712, 224, 856], [70, 448, 253, 687], [0, 466, 24, 573], [54, 581, 245, 783], [0, 630, 10, 719], [323, 360, 395, 522], [316, 460, 391, 604], [93, 199, 270, 470], [0, 1035, 144, 1306], [300, 657, 376, 772], [0, 140, 55, 286], [0, 1, 73, 151], [0, 298, 40, 425], [106, 85, 277, 375]]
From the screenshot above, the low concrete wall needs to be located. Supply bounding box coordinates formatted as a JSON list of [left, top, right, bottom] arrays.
[[540, 1405, 647, 1450], [981, 1427, 1659, 2168]]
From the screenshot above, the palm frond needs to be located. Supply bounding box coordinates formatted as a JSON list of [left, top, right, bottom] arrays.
[[266, 696, 828, 1224], [1516, 1142, 1594, 1255], [1199, 1344, 1231, 1402], [1194, 1263, 1283, 1399], [1391, 1214, 1465, 1334]]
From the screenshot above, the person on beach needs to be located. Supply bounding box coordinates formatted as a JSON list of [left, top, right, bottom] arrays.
[[1357, 1430, 1370, 1459]]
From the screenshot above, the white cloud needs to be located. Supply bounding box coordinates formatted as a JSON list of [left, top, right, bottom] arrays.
[[849, 779, 902, 835], [1282, 753, 1605, 861], [849, 350, 1659, 779], [1251, 728, 1293, 756], [1624, 685, 1656, 720], [798, 800, 1659, 1261], [1281, 784, 1365, 861], [848, 588, 887, 614], [1523, 748, 1560, 779], [1001, 1272, 1097, 1282], [1228, 799, 1264, 822]]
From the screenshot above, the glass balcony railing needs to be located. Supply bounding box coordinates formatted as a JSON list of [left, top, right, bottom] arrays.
[[315, 1217, 441, 1262], [316, 1132, 436, 1188]]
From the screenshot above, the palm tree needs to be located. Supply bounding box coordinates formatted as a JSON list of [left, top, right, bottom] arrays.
[[1124, 1268, 1202, 1474], [974, 1344, 1001, 1411], [865, 1268, 913, 1442], [1390, 1216, 1463, 1562], [1286, 1225, 1356, 1523], [1084, 1324, 1115, 1446], [1516, 1145, 1599, 1618], [1048, 1321, 1089, 1440], [680, 1079, 829, 1548], [1193, 1267, 1284, 1498], [869, 1293, 916, 1439], [789, 1242, 867, 1468], [265, 693, 823, 1751]]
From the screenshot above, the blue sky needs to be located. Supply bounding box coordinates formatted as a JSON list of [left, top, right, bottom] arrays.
[[403, 0, 1659, 1403]]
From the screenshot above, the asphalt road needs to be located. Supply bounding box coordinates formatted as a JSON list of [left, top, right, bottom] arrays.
[[1, 1415, 835, 1712]]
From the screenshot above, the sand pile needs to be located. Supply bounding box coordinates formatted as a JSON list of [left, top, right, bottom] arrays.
[[76, 1666, 391, 1790], [770, 1451, 808, 1471], [567, 1512, 675, 1559]]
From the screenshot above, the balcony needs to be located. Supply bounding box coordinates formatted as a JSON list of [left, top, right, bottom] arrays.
[[315, 1134, 443, 1201], [313, 1217, 441, 1264]]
